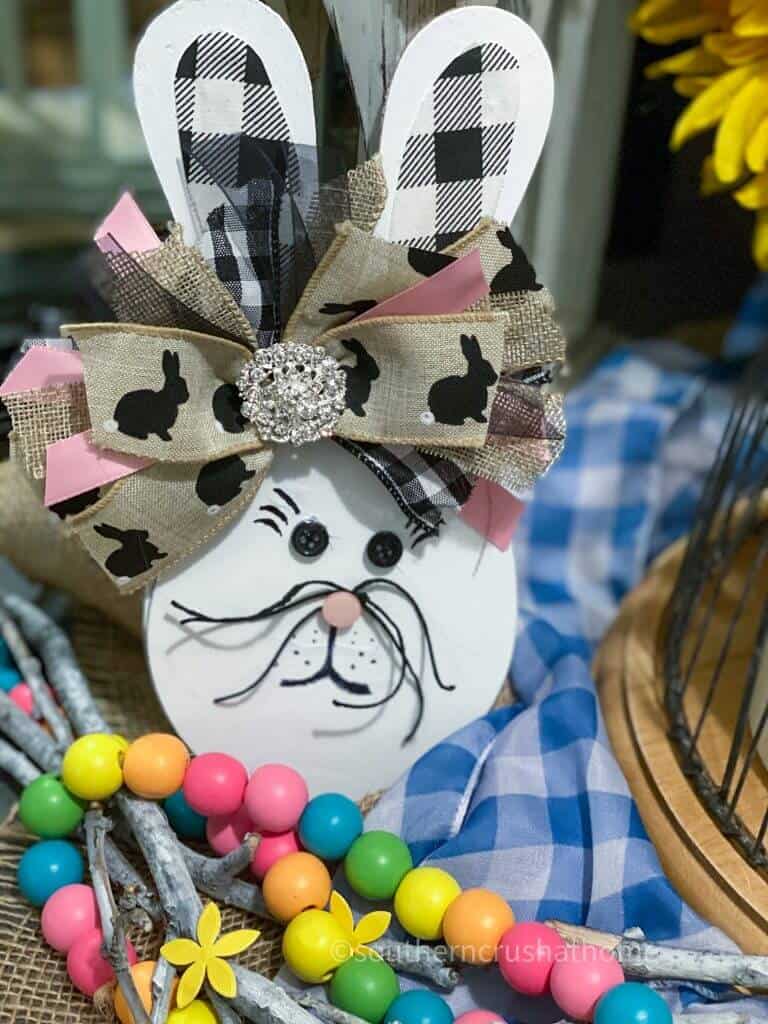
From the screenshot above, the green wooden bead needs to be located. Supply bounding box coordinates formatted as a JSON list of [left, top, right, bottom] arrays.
[[344, 830, 413, 900], [19, 775, 86, 838], [330, 955, 400, 1024]]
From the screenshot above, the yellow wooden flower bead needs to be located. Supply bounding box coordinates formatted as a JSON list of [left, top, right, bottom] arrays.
[[61, 734, 125, 801], [393, 867, 461, 941]]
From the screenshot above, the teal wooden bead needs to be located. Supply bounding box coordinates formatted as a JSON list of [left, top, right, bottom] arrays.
[[17, 840, 84, 906], [299, 792, 363, 860], [594, 983, 672, 1024], [163, 788, 207, 840], [384, 991, 453, 1024], [0, 665, 22, 693]]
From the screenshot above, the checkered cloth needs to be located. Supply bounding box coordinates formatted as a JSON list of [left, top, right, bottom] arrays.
[[359, 340, 768, 1021], [175, 30, 302, 338], [389, 44, 519, 251]]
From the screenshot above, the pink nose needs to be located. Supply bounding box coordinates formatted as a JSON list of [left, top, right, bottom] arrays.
[[322, 591, 363, 630]]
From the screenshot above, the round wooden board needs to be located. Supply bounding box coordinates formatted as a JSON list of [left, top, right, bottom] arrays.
[[596, 539, 768, 953]]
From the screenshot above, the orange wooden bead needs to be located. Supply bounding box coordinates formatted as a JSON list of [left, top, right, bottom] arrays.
[[442, 888, 516, 965], [263, 851, 332, 923], [123, 733, 190, 800], [114, 960, 178, 1024]]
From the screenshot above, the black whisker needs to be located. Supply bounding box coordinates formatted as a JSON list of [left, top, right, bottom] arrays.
[[214, 608, 319, 704], [333, 601, 424, 744], [355, 578, 453, 691], [274, 487, 300, 515], [259, 504, 288, 524], [170, 580, 340, 626], [254, 517, 282, 535]]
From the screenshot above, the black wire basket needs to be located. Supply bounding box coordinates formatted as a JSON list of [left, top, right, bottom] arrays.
[[663, 346, 768, 871]]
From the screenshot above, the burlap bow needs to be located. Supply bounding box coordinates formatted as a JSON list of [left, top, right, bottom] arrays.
[[3, 161, 565, 593]]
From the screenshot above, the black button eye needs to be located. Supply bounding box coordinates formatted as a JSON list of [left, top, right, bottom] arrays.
[[291, 520, 329, 558], [367, 531, 403, 569]]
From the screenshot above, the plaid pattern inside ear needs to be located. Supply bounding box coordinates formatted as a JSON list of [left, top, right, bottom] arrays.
[[175, 31, 301, 339], [389, 43, 519, 251], [336, 438, 474, 534]]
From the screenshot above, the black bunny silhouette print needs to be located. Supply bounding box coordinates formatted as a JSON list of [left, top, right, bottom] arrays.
[[428, 334, 499, 425], [110, 350, 189, 442], [491, 228, 542, 294], [213, 382, 247, 434], [339, 339, 381, 417], [94, 523, 167, 579], [320, 300, 377, 317], [196, 455, 257, 511]]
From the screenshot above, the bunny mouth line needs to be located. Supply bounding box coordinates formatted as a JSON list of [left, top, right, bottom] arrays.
[[169, 578, 454, 744]]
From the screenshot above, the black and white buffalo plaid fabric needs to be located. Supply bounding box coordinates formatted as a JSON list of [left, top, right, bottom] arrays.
[[336, 439, 474, 535], [175, 31, 302, 341], [389, 43, 519, 251]]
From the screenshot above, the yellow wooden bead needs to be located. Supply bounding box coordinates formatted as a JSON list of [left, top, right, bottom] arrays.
[[61, 734, 124, 801], [393, 867, 461, 941]]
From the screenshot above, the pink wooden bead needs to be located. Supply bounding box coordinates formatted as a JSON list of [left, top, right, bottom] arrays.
[[183, 753, 247, 817], [549, 943, 625, 1022], [498, 921, 566, 997], [41, 883, 99, 953], [455, 1012, 504, 1024], [207, 804, 253, 855], [250, 829, 301, 880], [9, 683, 34, 716], [67, 927, 137, 996], [244, 764, 308, 833]]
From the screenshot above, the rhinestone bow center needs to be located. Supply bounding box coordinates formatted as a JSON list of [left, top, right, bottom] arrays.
[[236, 343, 347, 446]]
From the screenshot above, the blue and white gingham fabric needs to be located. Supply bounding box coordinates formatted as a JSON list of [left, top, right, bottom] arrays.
[[360, 337, 768, 1021]]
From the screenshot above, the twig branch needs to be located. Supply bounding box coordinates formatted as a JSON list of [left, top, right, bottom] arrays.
[[207, 985, 244, 1024], [4, 594, 106, 735], [180, 838, 261, 901], [371, 940, 459, 990], [85, 809, 151, 1024], [0, 689, 61, 772], [296, 994, 371, 1024], [549, 920, 768, 989], [0, 736, 39, 786], [0, 600, 73, 749]]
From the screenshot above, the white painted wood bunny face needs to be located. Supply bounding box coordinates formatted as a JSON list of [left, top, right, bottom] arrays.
[[145, 441, 515, 797], [137, 0, 553, 796]]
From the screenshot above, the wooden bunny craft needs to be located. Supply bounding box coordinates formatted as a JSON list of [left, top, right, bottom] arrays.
[[1, 0, 561, 798]]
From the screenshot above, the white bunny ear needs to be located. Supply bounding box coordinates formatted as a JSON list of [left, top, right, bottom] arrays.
[[133, 0, 316, 242], [376, 7, 553, 247]]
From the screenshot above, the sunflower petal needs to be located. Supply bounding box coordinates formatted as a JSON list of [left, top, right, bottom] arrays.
[[747, 116, 768, 170], [671, 64, 755, 149], [675, 74, 719, 96], [714, 74, 768, 181], [330, 891, 355, 937], [213, 929, 261, 958], [207, 957, 238, 999], [177, 960, 206, 1009], [159, 938, 201, 967], [646, 44, 726, 78], [353, 911, 391, 946], [705, 31, 768, 64], [734, 5, 768, 38], [700, 154, 734, 194], [197, 902, 221, 948], [735, 169, 768, 207]]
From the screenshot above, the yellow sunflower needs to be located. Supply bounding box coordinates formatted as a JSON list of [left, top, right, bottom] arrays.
[[632, 0, 768, 266]]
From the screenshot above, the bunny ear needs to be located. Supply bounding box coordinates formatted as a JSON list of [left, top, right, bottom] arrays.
[[376, 7, 553, 247], [133, 0, 316, 242]]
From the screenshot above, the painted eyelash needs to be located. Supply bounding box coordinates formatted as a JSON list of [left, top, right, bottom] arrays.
[[254, 518, 283, 536], [405, 515, 438, 550], [254, 488, 301, 535]]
